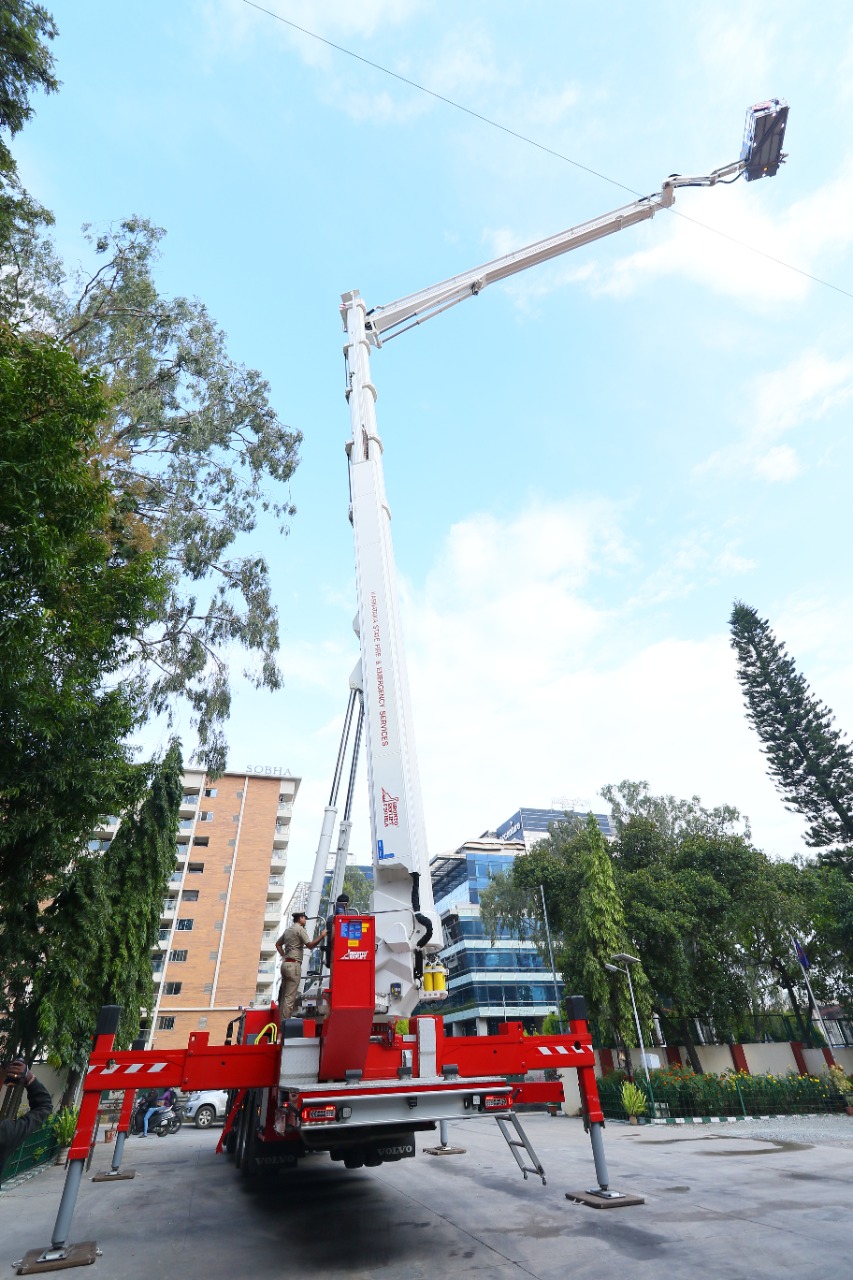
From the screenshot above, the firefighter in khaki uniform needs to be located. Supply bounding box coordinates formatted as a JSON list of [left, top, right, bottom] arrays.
[[276, 912, 327, 1019]]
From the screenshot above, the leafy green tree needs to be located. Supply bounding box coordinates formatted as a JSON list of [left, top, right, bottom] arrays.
[[736, 857, 820, 1043], [33, 743, 183, 1099], [572, 813, 653, 1052], [341, 866, 372, 915], [730, 602, 853, 861], [0, 331, 164, 1055], [481, 814, 652, 1054], [6, 217, 302, 769], [0, 2, 58, 247]]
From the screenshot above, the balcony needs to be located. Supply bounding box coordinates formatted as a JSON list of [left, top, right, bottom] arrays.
[[277, 801, 293, 817], [178, 818, 195, 832], [260, 930, 278, 953], [270, 850, 286, 872], [161, 899, 178, 917], [264, 901, 281, 924], [181, 792, 199, 809], [257, 960, 276, 977], [267, 876, 285, 897], [272, 824, 289, 849]]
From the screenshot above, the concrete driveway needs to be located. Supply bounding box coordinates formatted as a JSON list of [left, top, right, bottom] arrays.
[[3, 1114, 851, 1279]]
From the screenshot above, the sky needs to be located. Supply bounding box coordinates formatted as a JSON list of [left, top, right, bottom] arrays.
[[19, 1, 853, 894]]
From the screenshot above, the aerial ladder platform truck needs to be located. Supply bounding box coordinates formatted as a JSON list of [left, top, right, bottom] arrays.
[[29, 100, 788, 1271]]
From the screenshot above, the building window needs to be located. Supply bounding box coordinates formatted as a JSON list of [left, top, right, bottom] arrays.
[[157, 1016, 175, 1031], [198, 1016, 208, 1029], [204, 787, 218, 798], [163, 982, 182, 996], [203, 982, 213, 993], [182, 889, 199, 902], [176, 918, 194, 931], [199, 811, 214, 822], [169, 949, 188, 963], [187, 862, 205, 874], [209, 951, 219, 961], [192, 837, 209, 848]]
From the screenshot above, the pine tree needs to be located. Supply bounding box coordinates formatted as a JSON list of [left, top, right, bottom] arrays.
[[729, 602, 853, 856]]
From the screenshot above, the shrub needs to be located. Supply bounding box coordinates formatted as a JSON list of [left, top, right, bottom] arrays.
[[621, 1081, 647, 1117], [50, 1106, 79, 1147]]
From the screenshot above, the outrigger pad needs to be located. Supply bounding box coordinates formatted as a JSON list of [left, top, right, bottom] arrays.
[[91, 1169, 136, 1181], [565, 1189, 645, 1209], [16, 1241, 99, 1274]]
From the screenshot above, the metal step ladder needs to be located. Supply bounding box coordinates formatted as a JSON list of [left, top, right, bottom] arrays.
[[495, 1112, 546, 1185]]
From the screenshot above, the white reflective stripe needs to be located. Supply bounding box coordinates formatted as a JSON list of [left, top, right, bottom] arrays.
[[538, 1046, 552, 1055], [554, 1046, 569, 1055], [91, 1061, 169, 1077]]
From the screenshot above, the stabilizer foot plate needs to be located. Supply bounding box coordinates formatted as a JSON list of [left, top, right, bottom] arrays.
[[16, 1241, 99, 1274], [565, 1189, 645, 1209]]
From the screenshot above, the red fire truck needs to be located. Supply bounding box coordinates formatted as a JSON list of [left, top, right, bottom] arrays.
[[29, 100, 787, 1272]]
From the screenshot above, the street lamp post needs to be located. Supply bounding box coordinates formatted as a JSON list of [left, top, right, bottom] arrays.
[[606, 953, 656, 1113]]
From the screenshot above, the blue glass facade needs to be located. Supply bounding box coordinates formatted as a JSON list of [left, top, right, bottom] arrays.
[[429, 840, 562, 1036], [495, 807, 615, 846]]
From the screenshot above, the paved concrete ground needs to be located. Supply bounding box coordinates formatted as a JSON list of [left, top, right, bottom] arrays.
[[3, 1114, 851, 1279]]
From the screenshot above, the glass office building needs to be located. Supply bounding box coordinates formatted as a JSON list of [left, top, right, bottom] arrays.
[[429, 840, 561, 1037], [495, 807, 614, 848]]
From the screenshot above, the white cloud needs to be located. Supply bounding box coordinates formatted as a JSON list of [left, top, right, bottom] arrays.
[[396, 502, 813, 858], [697, 349, 853, 482], [485, 161, 853, 314], [753, 444, 802, 483]]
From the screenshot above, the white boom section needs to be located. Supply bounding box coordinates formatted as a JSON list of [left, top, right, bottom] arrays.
[[362, 162, 752, 348], [343, 292, 442, 1020], [336, 104, 786, 1020]]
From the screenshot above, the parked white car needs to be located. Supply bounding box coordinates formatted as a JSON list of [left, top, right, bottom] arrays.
[[183, 1089, 229, 1128]]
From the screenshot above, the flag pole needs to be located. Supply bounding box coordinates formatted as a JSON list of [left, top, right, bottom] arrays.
[[790, 934, 835, 1052]]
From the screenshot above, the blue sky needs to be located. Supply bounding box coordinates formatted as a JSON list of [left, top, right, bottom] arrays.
[[22, 1, 853, 889]]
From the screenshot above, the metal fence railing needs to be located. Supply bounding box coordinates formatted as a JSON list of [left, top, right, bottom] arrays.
[[2, 1124, 59, 1183], [597, 1068, 850, 1121]]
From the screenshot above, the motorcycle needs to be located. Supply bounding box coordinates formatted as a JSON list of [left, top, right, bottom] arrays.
[[130, 1094, 183, 1137]]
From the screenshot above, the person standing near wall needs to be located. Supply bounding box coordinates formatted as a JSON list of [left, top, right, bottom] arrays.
[[0, 1060, 52, 1188]]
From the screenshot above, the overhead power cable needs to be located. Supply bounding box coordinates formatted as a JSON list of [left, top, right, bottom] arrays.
[[241, 0, 852, 301]]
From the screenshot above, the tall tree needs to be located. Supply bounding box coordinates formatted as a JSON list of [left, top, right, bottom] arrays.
[[32, 743, 183, 1094], [572, 813, 652, 1052], [481, 814, 652, 1052], [729, 601, 853, 859], [6, 217, 302, 769], [0, 330, 164, 1055], [0, 1, 58, 247]]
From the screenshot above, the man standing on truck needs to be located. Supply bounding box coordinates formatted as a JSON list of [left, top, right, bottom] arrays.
[[276, 912, 327, 1020]]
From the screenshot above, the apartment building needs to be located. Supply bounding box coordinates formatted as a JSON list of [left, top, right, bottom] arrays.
[[144, 767, 300, 1048]]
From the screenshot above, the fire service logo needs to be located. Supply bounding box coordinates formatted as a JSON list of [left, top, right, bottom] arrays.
[[382, 788, 399, 827]]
